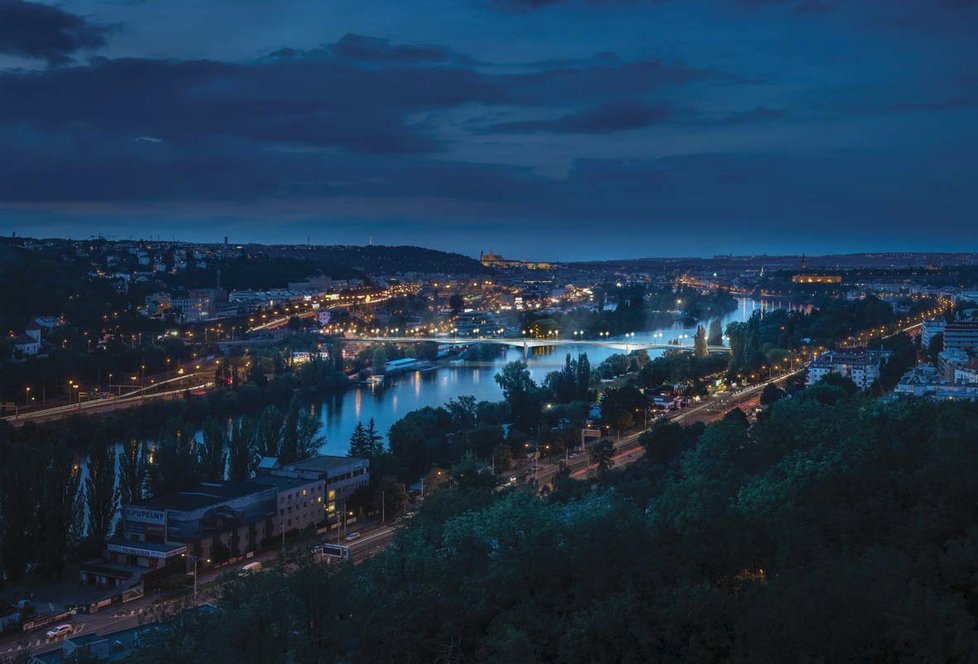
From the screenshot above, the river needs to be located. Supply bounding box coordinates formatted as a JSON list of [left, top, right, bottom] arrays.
[[313, 297, 787, 455]]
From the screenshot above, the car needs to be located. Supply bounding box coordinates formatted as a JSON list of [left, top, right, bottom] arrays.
[[345, 532, 361, 541], [46, 624, 72, 639], [238, 561, 262, 576]]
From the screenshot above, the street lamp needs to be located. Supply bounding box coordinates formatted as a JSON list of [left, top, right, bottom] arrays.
[[182, 553, 210, 605]]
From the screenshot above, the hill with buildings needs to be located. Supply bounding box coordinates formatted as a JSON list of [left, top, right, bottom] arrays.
[[257, 243, 489, 276]]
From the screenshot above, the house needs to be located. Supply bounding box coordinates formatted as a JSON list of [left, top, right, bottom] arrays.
[[25, 320, 42, 342], [12, 334, 40, 358]]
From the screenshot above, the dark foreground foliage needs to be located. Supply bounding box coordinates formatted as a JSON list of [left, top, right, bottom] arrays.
[[129, 387, 978, 662]]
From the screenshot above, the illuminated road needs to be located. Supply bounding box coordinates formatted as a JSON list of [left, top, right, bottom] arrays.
[[2, 373, 214, 425], [525, 368, 806, 487]]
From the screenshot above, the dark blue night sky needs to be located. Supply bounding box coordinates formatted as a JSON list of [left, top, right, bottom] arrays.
[[0, 0, 975, 259]]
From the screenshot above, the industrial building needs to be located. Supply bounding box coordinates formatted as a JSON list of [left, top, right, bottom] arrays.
[[258, 455, 369, 521], [80, 472, 331, 589]]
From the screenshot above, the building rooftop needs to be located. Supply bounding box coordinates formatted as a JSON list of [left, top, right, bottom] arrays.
[[289, 455, 367, 473], [252, 475, 317, 491], [136, 480, 274, 513]]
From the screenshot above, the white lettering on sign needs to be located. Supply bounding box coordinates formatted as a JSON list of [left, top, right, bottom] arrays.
[[125, 507, 167, 523]]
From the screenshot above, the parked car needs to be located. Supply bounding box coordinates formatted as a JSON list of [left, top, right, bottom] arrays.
[[345, 532, 361, 541]]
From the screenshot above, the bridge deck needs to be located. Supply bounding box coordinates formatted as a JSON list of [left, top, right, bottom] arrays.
[[354, 337, 730, 352]]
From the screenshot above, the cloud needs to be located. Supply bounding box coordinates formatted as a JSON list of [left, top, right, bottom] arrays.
[[486, 0, 977, 30], [328, 33, 466, 64], [484, 101, 678, 133], [504, 57, 726, 103], [710, 106, 789, 125], [0, 37, 722, 155], [0, 123, 545, 204], [0, 54, 484, 154], [792, 1, 835, 15], [0, 0, 111, 64], [886, 96, 972, 112], [489, 0, 568, 8]]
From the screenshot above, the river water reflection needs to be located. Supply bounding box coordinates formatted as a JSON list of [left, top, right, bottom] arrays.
[[314, 297, 796, 455]]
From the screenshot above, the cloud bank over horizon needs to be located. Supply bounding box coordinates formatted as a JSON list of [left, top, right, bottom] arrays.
[[0, 0, 975, 260]]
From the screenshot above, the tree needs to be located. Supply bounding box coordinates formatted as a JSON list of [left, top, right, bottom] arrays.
[[452, 452, 496, 491], [118, 436, 147, 512], [640, 421, 704, 467], [600, 385, 647, 429], [228, 416, 256, 481], [365, 418, 383, 456], [708, 318, 723, 346], [464, 424, 506, 460], [760, 382, 786, 406], [693, 324, 709, 359], [85, 438, 117, 546], [279, 398, 323, 464], [576, 353, 592, 401], [371, 345, 388, 372], [726, 312, 763, 371], [449, 292, 465, 314], [447, 395, 478, 431], [348, 421, 370, 457], [0, 445, 40, 582], [817, 372, 859, 397], [588, 438, 615, 475], [722, 406, 750, 428], [596, 353, 630, 379], [39, 448, 83, 580], [254, 404, 284, 459], [146, 427, 201, 498], [198, 418, 228, 482], [495, 361, 541, 432]]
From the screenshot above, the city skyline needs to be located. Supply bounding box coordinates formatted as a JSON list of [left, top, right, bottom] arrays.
[[1, 0, 976, 259], [8, 230, 978, 264]]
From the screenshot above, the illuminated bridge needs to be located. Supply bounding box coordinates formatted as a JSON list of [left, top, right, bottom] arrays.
[[355, 336, 730, 354]]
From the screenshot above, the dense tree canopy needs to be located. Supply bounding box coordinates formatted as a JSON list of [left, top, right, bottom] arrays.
[[127, 387, 978, 662]]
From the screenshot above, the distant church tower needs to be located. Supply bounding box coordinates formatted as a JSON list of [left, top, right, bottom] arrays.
[[800, 254, 807, 271]]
